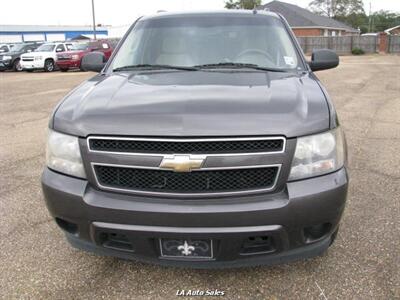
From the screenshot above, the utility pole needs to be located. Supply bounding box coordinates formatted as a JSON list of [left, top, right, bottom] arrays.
[[368, 2, 372, 32], [91, 0, 97, 40]]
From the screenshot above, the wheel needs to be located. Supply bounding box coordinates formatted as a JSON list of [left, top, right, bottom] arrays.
[[44, 59, 55, 72], [60, 67, 69, 72], [13, 59, 23, 72]]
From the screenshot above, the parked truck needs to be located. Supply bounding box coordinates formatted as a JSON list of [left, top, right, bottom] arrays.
[[20, 42, 73, 72], [42, 11, 348, 268], [56, 40, 113, 72]]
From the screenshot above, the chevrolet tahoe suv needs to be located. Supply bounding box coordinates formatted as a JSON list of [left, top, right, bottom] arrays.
[[20, 42, 73, 72], [42, 11, 348, 268], [56, 40, 113, 72], [0, 43, 40, 71]]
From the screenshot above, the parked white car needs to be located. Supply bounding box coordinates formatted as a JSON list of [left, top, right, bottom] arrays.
[[20, 42, 73, 72]]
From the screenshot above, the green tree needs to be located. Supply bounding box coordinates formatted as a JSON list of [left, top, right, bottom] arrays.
[[225, 0, 262, 10], [336, 12, 368, 31], [371, 10, 400, 32], [336, 10, 400, 33], [308, 0, 364, 18]]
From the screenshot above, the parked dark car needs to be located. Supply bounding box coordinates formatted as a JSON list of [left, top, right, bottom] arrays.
[[42, 11, 348, 268], [0, 44, 12, 53], [0, 43, 40, 71], [56, 40, 113, 71]]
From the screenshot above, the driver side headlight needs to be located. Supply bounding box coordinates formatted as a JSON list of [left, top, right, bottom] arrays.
[[289, 128, 345, 181], [46, 130, 86, 178]]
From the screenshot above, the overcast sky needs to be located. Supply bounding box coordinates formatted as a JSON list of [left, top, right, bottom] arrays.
[[1, 0, 399, 26]]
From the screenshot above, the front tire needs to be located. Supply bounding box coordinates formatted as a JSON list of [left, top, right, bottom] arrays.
[[44, 59, 55, 72], [13, 59, 23, 72]]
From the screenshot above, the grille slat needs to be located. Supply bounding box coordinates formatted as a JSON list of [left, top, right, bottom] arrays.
[[89, 138, 284, 154], [94, 165, 279, 194]]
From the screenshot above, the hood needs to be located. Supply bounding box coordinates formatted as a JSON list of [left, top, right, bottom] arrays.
[[5, 51, 23, 57], [67, 50, 86, 55], [53, 70, 330, 138], [22, 51, 52, 57], [58, 50, 84, 56]]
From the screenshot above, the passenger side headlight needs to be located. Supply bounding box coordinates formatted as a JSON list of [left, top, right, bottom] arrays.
[[289, 128, 345, 181], [35, 56, 43, 60], [46, 130, 86, 178]]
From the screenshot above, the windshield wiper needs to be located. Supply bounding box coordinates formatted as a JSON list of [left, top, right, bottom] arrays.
[[194, 62, 287, 72], [113, 64, 198, 72]]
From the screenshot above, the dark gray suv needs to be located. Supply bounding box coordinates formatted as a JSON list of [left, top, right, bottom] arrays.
[[42, 10, 348, 268]]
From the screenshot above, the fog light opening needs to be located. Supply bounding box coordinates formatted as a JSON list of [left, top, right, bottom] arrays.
[[304, 223, 332, 243], [55, 218, 78, 235], [99, 232, 134, 252], [240, 235, 276, 255]]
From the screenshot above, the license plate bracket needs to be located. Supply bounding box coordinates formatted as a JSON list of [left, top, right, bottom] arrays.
[[159, 238, 213, 259]]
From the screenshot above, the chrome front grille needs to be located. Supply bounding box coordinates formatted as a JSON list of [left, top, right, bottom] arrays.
[[86, 136, 287, 197]]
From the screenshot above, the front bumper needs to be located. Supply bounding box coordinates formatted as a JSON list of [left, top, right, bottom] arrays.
[[20, 60, 44, 70], [57, 60, 80, 69], [42, 167, 348, 268], [0, 60, 12, 70]]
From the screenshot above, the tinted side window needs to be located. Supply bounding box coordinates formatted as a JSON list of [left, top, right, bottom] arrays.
[[89, 42, 99, 50], [56, 44, 66, 52]]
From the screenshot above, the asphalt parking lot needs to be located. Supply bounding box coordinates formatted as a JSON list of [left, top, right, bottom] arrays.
[[0, 55, 399, 299]]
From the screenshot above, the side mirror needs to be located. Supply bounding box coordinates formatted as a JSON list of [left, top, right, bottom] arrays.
[[308, 49, 339, 72], [27, 49, 32, 53], [56, 48, 63, 52], [81, 52, 106, 72]]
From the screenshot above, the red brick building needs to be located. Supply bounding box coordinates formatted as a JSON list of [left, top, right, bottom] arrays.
[[260, 1, 359, 37]]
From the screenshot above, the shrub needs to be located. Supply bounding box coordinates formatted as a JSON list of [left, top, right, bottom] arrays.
[[352, 48, 365, 55]]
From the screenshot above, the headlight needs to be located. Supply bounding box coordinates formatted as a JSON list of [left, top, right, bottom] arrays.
[[71, 54, 80, 60], [34, 56, 42, 60], [2, 55, 12, 60], [289, 128, 345, 181], [46, 130, 86, 178]]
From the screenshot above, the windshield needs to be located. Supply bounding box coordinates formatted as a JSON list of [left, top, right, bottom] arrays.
[[111, 14, 302, 71], [35, 44, 55, 52], [10, 44, 26, 52], [70, 43, 89, 50]]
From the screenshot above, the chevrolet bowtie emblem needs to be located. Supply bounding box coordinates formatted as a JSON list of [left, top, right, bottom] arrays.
[[159, 155, 206, 172]]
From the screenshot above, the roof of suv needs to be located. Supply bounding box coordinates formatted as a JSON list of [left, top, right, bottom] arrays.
[[140, 10, 280, 21]]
